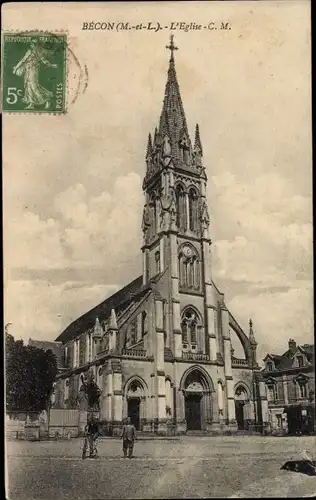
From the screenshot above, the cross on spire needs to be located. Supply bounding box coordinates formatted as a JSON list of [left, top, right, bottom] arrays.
[[166, 34, 178, 61]]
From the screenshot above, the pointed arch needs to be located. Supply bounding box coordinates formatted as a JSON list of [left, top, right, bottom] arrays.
[[165, 376, 174, 417], [180, 306, 202, 346], [180, 365, 215, 392], [234, 381, 251, 400], [124, 375, 148, 398]]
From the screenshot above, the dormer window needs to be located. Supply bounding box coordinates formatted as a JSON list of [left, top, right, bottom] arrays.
[[297, 355, 304, 367], [266, 361, 273, 371]]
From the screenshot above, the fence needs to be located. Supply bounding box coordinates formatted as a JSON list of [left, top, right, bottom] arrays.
[[6, 409, 86, 440], [49, 409, 82, 438]]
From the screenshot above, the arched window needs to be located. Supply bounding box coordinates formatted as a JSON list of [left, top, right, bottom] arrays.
[[178, 245, 201, 291], [218, 381, 224, 413], [181, 319, 188, 343], [155, 251, 160, 274], [188, 188, 199, 232], [96, 366, 102, 388], [64, 345, 69, 367], [190, 318, 197, 343], [175, 184, 186, 232], [165, 378, 173, 416], [181, 308, 201, 346], [149, 198, 156, 237], [141, 311, 147, 336], [130, 320, 137, 345], [64, 379, 70, 401], [51, 383, 56, 406]]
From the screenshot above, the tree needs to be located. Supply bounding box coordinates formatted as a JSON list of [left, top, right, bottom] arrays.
[[5, 333, 58, 413]]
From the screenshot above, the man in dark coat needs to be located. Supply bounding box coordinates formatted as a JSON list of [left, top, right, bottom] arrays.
[[82, 416, 100, 459], [121, 417, 136, 459]]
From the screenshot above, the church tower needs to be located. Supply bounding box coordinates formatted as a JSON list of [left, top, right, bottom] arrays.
[[141, 36, 218, 361], [53, 35, 267, 436]]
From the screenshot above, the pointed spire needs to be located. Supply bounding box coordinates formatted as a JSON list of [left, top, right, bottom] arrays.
[[194, 123, 203, 156], [159, 36, 190, 159], [249, 318, 257, 346], [109, 308, 118, 330], [153, 127, 158, 146], [94, 316, 103, 337], [146, 133, 153, 159]]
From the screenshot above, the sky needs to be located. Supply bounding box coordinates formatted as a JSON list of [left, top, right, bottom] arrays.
[[3, 1, 312, 364]]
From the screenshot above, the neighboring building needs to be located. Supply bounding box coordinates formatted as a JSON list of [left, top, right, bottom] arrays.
[[262, 339, 315, 434], [36, 37, 270, 435]]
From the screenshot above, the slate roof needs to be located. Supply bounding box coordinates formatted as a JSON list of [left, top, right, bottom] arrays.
[[55, 274, 163, 345], [265, 344, 314, 371]]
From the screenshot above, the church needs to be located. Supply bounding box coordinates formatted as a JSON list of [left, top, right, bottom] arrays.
[[52, 36, 269, 435]]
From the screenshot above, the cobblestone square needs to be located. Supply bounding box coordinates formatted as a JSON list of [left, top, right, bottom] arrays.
[[6, 435, 316, 499]]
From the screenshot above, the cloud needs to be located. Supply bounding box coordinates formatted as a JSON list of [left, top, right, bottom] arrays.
[[4, 172, 144, 342], [3, 2, 312, 353], [229, 281, 314, 364], [210, 171, 313, 363], [211, 171, 312, 286], [5, 280, 119, 342], [5, 172, 143, 273]]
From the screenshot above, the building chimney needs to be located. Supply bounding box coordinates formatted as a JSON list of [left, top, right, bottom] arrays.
[[288, 338, 297, 353]]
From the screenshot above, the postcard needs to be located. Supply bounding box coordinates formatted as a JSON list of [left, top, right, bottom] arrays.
[[3, 2, 314, 499]]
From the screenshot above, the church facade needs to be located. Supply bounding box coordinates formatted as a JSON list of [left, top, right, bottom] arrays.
[[52, 37, 269, 435]]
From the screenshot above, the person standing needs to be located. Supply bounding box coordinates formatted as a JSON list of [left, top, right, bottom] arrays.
[[82, 416, 100, 459], [121, 417, 136, 459]]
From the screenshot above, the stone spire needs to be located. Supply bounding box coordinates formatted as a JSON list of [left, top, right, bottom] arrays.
[[158, 34, 190, 159], [109, 309, 118, 330], [146, 133, 153, 160], [249, 318, 257, 346], [93, 317, 103, 337], [108, 309, 118, 351], [194, 123, 203, 156], [249, 319, 257, 367]]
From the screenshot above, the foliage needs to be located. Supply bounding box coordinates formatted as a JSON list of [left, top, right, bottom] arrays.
[[5, 333, 58, 413]]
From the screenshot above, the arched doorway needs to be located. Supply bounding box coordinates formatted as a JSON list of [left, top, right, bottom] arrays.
[[234, 385, 249, 430], [181, 368, 213, 431], [125, 378, 146, 431]]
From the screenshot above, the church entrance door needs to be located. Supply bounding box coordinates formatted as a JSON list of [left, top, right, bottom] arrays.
[[185, 394, 202, 430], [128, 398, 140, 430], [235, 401, 245, 430]]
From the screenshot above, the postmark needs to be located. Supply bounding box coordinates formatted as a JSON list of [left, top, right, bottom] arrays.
[[1, 31, 67, 113]]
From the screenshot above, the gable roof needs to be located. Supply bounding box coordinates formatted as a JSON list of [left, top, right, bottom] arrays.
[[263, 344, 314, 371], [55, 273, 164, 345]]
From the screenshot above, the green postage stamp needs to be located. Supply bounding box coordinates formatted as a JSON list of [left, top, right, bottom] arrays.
[[1, 32, 67, 113]]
